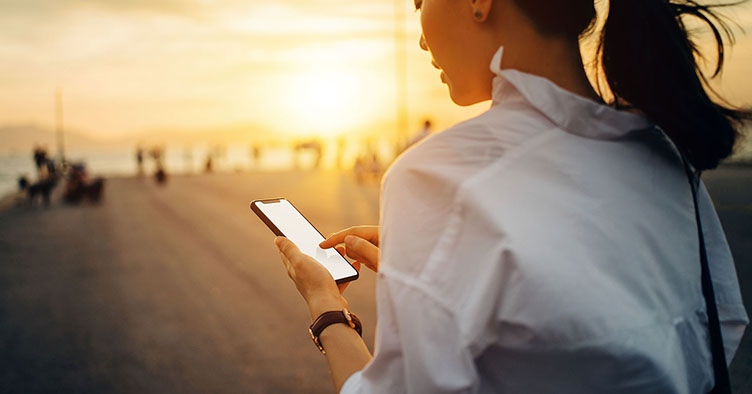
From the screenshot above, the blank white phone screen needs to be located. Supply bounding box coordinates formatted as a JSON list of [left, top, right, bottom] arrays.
[[255, 200, 356, 281]]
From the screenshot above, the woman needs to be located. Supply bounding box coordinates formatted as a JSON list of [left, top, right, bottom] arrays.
[[273, 0, 749, 392]]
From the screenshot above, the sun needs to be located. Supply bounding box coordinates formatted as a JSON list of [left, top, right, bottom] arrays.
[[279, 70, 364, 137]]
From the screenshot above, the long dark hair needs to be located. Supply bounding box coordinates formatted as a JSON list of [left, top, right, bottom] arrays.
[[515, 0, 751, 170]]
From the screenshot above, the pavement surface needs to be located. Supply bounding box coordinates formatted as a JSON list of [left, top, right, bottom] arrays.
[[0, 167, 750, 393], [0, 171, 381, 394]]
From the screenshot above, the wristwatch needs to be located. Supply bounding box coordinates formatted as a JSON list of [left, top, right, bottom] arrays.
[[309, 309, 363, 354]]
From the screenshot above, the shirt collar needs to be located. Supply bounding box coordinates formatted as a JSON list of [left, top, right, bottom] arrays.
[[489, 46, 652, 140]]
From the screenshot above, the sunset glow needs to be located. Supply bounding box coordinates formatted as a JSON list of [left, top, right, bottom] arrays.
[[281, 70, 363, 136], [0, 0, 750, 147]]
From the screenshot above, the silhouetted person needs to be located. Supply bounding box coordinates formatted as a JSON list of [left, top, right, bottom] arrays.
[[251, 143, 262, 169], [155, 164, 168, 185], [406, 119, 433, 149], [336, 137, 346, 170], [136, 145, 145, 176], [33, 145, 48, 173], [205, 154, 213, 173], [63, 163, 104, 204]]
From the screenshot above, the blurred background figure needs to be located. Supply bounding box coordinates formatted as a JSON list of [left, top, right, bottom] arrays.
[[63, 162, 104, 204], [17, 174, 55, 207], [294, 139, 324, 170], [135, 145, 145, 177], [32, 145, 48, 175], [150, 145, 168, 185], [204, 153, 214, 173], [155, 163, 168, 185], [353, 139, 383, 184], [336, 137, 346, 170], [17, 144, 58, 207], [250, 142, 262, 170], [405, 118, 433, 149]]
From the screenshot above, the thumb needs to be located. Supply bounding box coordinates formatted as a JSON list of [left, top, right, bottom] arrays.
[[275, 236, 300, 258]]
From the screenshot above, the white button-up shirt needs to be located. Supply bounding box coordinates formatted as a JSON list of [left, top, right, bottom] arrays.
[[341, 48, 748, 393]]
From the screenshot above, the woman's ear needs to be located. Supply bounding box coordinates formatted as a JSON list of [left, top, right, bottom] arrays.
[[470, 0, 493, 22]]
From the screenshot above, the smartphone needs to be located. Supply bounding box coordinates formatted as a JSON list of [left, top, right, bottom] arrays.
[[250, 198, 359, 284]]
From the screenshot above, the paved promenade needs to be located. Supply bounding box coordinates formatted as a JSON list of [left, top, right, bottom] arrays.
[[0, 168, 750, 393], [0, 171, 380, 393]]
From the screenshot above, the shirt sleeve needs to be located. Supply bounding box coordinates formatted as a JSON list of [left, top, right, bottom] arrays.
[[698, 182, 749, 363], [339, 269, 478, 394]]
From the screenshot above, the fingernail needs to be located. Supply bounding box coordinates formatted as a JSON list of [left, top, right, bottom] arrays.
[[274, 236, 285, 247], [345, 235, 356, 246]]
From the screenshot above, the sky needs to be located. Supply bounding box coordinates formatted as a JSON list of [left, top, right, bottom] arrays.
[[1, 0, 751, 144]]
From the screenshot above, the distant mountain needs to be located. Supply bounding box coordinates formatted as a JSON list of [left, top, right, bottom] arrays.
[[118, 123, 281, 147], [0, 124, 106, 155]]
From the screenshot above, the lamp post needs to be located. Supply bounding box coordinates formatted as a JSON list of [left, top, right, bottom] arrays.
[[55, 88, 66, 165]]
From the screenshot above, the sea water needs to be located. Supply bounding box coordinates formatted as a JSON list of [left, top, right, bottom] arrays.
[[5, 137, 746, 198], [0, 145, 309, 198]]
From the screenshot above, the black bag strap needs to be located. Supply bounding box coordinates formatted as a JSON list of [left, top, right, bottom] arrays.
[[681, 155, 731, 394]]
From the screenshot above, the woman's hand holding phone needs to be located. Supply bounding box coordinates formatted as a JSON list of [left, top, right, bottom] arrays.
[[319, 226, 380, 273], [275, 225, 380, 307], [275, 236, 349, 320], [274, 226, 377, 390]]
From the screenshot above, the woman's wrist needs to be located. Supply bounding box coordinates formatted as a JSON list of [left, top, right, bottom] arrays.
[[307, 294, 346, 321]]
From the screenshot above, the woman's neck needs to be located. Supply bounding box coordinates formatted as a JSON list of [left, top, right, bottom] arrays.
[[498, 29, 600, 102]]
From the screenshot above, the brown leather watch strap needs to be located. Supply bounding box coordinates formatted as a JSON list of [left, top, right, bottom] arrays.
[[309, 309, 363, 354]]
